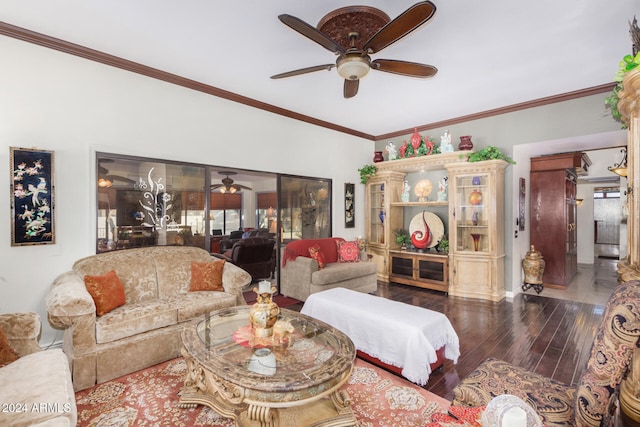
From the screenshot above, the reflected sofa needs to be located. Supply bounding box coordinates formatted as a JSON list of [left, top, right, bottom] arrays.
[[0, 312, 77, 427], [218, 236, 276, 281], [46, 246, 251, 391], [280, 237, 377, 301]]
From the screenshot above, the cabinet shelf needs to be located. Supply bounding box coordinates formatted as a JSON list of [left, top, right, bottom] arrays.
[[391, 201, 448, 207]]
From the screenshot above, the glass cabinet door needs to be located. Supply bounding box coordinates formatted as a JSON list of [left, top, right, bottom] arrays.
[[369, 183, 386, 244], [453, 174, 489, 253]]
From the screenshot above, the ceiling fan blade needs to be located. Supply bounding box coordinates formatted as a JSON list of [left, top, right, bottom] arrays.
[[234, 184, 253, 191], [344, 79, 359, 98], [372, 59, 437, 77], [363, 1, 436, 54], [210, 184, 223, 190], [278, 14, 345, 54], [271, 64, 335, 79]]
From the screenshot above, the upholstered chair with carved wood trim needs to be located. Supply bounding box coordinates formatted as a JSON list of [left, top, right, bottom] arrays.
[[452, 280, 640, 427]]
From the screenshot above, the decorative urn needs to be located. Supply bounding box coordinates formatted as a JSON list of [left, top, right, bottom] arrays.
[[459, 135, 474, 150], [249, 281, 280, 337], [522, 245, 545, 285]]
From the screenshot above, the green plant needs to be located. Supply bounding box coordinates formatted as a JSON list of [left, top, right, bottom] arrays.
[[466, 146, 515, 164], [358, 164, 377, 184], [605, 52, 640, 128], [437, 238, 449, 253], [394, 229, 411, 245]]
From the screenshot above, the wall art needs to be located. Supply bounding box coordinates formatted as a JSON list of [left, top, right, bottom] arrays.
[[10, 147, 55, 245], [518, 177, 526, 232], [345, 183, 355, 228]]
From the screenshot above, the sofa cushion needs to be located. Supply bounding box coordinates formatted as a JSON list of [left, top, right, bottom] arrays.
[[153, 247, 213, 298], [189, 260, 225, 292], [74, 250, 158, 304], [308, 244, 326, 269], [0, 349, 76, 427], [165, 292, 238, 322], [83, 270, 126, 316], [311, 261, 376, 286], [336, 240, 360, 263], [0, 326, 19, 367], [95, 300, 176, 344]]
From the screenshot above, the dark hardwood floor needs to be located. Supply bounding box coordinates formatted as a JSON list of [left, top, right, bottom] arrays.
[[288, 281, 605, 401]]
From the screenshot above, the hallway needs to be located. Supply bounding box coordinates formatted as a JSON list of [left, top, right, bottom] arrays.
[[522, 243, 620, 305]]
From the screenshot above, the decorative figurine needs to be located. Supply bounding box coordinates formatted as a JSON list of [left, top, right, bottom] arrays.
[[249, 280, 279, 337], [386, 142, 399, 160], [437, 176, 448, 201], [401, 180, 411, 202], [440, 130, 454, 152]]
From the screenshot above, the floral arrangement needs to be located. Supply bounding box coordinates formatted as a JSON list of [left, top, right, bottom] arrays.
[[397, 128, 439, 159], [605, 52, 640, 127], [605, 17, 640, 128], [466, 146, 515, 164], [358, 164, 377, 184]]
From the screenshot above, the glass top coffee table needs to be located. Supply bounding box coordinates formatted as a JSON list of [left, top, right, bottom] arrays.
[[179, 306, 356, 427]]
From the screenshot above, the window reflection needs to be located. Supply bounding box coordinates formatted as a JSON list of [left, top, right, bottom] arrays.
[[279, 176, 331, 242], [96, 154, 332, 254], [97, 155, 206, 253]]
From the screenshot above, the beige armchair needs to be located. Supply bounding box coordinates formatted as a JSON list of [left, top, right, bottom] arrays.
[[0, 313, 77, 427]]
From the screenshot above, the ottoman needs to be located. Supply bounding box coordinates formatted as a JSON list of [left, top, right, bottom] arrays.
[[301, 287, 460, 385]]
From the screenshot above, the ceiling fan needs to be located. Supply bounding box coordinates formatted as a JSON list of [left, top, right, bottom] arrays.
[[211, 171, 252, 194], [97, 159, 135, 188], [271, 1, 438, 98]]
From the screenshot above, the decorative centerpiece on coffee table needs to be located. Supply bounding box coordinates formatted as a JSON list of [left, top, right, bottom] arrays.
[[249, 280, 279, 337]]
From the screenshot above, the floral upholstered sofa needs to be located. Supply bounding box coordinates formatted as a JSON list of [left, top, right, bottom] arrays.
[[0, 312, 76, 427], [280, 237, 377, 301], [46, 246, 251, 391]]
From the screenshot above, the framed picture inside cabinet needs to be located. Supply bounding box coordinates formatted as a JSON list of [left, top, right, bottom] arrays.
[[345, 183, 355, 228], [10, 147, 55, 245]]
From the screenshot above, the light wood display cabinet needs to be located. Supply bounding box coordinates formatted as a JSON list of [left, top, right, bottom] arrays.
[[365, 152, 465, 291], [445, 160, 507, 301]]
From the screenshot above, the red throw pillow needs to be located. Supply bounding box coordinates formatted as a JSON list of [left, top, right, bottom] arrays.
[[84, 270, 126, 316], [337, 240, 360, 263], [0, 326, 19, 367], [308, 244, 326, 269], [190, 259, 226, 292]]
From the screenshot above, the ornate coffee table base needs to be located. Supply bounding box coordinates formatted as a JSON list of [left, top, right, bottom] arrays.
[[178, 349, 357, 427]]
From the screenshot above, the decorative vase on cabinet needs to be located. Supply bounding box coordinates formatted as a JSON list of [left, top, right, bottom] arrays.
[[446, 160, 507, 301]]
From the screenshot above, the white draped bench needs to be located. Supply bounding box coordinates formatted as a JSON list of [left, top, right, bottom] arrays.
[[301, 287, 460, 385]]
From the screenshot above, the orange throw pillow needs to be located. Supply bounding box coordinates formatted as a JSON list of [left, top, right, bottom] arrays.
[[308, 244, 326, 269], [0, 326, 19, 367], [337, 240, 360, 263], [84, 270, 126, 316], [190, 259, 226, 292]]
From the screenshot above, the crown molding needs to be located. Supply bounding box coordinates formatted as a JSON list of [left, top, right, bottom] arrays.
[[0, 21, 614, 143]]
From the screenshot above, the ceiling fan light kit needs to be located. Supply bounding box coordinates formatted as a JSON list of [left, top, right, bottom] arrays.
[[337, 54, 370, 80], [272, 1, 438, 98]]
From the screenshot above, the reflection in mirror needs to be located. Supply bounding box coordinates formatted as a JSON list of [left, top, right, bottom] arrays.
[[96, 154, 206, 253], [279, 176, 331, 242]]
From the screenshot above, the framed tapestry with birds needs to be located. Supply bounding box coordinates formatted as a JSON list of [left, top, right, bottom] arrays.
[[10, 147, 55, 245]]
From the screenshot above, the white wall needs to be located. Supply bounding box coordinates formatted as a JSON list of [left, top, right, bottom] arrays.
[[0, 35, 373, 345]]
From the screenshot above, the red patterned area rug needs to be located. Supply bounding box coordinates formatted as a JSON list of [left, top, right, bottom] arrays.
[[76, 357, 451, 427]]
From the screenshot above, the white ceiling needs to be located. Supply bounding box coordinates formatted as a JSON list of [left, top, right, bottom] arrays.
[[1, 1, 637, 137]]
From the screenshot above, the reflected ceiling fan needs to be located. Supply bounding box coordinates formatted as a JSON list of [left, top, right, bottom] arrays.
[[211, 171, 252, 194], [97, 159, 135, 188], [271, 1, 438, 98]]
